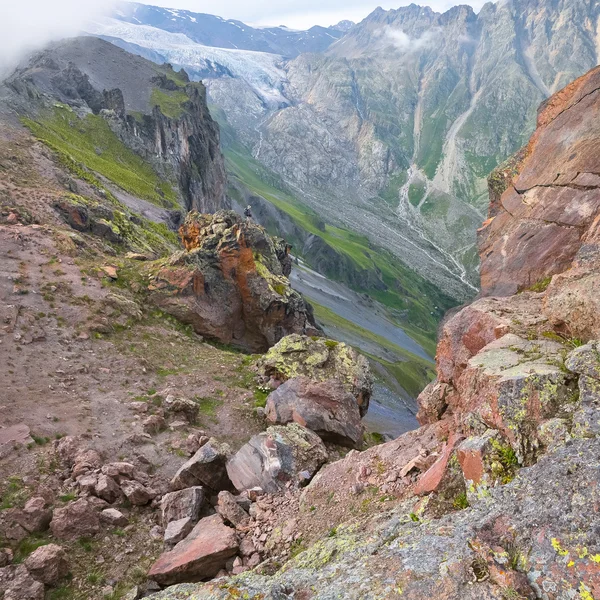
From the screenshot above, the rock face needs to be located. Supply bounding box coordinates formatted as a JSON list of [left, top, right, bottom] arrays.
[[265, 377, 363, 448], [479, 65, 600, 297], [148, 514, 238, 585], [226, 423, 328, 493], [7, 36, 227, 214], [149, 211, 320, 352], [258, 334, 372, 416]]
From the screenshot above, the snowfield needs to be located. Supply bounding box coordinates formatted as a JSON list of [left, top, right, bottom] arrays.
[[86, 18, 288, 106]]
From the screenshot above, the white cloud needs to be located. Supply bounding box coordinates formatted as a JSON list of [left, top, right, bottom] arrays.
[[383, 28, 438, 53], [0, 0, 116, 76]]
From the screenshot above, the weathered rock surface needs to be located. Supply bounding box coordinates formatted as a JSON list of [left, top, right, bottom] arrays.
[[147, 438, 600, 600], [160, 487, 205, 527], [226, 423, 328, 493], [120, 480, 156, 506], [171, 439, 232, 492], [0, 565, 44, 600], [265, 376, 363, 448], [479, 65, 600, 297], [258, 334, 372, 416], [101, 508, 129, 527], [149, 211, 319, 352], [50, 499, 100, 540], [216, 491, 249, 528], [24, 544, 68, 585], [148, 514, 238, 585]]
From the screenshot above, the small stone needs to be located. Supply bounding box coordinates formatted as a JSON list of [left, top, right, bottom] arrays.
[[164, 517, 194, 545], [143, 415, 166, 435], [120, 480, 156, 506], [101, 508, 129, 527]]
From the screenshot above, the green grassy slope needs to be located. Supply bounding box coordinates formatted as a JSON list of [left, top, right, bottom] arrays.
[[22, 105, 178, 208], [310, 302, 435, 397]]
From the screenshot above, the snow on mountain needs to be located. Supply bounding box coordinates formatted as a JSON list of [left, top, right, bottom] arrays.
[[86, 18, 288, 107]]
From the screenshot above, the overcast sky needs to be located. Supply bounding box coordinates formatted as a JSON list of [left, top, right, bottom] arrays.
[[136, 0, 488, 29]]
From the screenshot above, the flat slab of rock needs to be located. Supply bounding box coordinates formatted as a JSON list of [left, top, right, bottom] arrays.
[[265, 376, 363, 448], [148, 514, 238, 585], [226, 423, 328, 493]]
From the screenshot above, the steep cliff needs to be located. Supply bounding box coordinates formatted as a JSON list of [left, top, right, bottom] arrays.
[[4, 36, 227, 214]]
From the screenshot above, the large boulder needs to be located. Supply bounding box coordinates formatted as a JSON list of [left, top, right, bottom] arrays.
[[265, 376, 363, 448], [171, 439, 232, 492], [148, 211, 319, 352], [226, 423, 328, 494], [50, 499, 100, 540], [451, 334, 578, 464], [148, 514, 238, 585], [257, 334, 372, 416]]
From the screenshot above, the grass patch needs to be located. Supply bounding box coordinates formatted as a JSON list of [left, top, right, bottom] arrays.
[[527, 276, 552, 293], [150, 88, 189, 119], [194, 396, 223, 420], [0, 476, 28, 509], [22, 106, 178, 207], [14, 533, 51, 563]]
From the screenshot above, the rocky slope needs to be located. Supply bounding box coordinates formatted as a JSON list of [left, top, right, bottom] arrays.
[[146, 63, 600, 600], [5, 36, 228, 215], [95, 0, 600, 299]]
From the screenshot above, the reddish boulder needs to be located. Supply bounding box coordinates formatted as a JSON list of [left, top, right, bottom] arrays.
[[50, 499, 100, 540], [148, 514, 238, 585], [24, 544, 68, 585]]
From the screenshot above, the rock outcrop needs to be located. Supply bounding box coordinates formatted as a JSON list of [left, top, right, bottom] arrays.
[[257, 334, 372, 415], [479, 65, 600, 297], [7, 36, 228, 214], [149, 211, 320, 352]]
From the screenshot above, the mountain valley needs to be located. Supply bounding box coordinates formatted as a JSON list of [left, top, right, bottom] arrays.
[[0, 1, 599, 599]]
